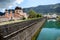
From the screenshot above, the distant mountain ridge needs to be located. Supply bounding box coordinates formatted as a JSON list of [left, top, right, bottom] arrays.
[[23, 3, 60, 14], [0, 3, 60, 16], [0, 12, 5, 16]]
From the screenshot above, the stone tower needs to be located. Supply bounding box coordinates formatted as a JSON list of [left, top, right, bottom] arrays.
[[14, 7, 24, 18], [15, 7, 23, 14], [5, 9, 9, 19], [9, 10, 13, 20]]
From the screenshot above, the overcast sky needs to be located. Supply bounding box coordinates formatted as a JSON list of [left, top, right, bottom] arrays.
[[0, 0, 60, 12]]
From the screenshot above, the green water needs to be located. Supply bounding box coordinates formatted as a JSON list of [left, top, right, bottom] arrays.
[[37, 19, 60, 40]]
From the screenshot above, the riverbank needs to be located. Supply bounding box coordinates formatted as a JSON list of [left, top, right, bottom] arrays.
[[31, 18, 46, 40]]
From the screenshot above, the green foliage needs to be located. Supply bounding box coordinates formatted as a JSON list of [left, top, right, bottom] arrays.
[[23, 17, 26, 20], [57, 16, 60, 21], [37, 14, 42, 18], [28, 9, 42, 18], [28, 9, 37, 18]]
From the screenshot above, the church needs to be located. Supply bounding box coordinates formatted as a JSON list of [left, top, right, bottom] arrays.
[[0, 7, 28, 22]]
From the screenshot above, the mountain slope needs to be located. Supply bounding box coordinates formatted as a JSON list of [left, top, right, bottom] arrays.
[[23, 3, 60, 14], [0, 3, 60, 16]]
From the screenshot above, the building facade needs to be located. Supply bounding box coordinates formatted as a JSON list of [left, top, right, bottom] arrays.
[[0, 7, 28, 22], [43, 13, 58, 18]]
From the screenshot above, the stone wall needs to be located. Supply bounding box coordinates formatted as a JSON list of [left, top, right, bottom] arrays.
[[0, 18, 46, 40]]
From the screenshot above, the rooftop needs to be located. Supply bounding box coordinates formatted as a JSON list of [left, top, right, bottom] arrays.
[[15, 7, 22, 10]]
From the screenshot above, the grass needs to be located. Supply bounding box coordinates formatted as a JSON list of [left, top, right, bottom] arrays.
[[0, 20, 26, 25], [0, 17, 41, 26]]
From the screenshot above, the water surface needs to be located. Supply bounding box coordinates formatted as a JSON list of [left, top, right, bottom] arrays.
[[37, 19, 60, 40]]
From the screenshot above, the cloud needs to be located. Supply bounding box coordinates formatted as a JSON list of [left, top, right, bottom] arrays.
[[15, 0, 23, 4], [0, 0, 23, 12]]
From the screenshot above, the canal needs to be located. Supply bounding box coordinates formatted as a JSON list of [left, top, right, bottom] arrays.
[[37, 19, 60, 40]]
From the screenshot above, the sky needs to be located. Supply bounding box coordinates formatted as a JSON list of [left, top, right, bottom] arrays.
[[0, 0, 60, 12]]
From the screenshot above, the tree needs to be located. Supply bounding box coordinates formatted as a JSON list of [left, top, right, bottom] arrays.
[[37, 14, 42, 18], [28, 9, 37, 18], [57, 16, 60, 21]]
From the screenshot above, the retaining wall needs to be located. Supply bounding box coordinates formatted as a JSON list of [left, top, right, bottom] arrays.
[[0, 18, 46, 40]]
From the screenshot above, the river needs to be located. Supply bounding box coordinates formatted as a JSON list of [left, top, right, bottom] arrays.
[[37, 19, 60, 40]]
